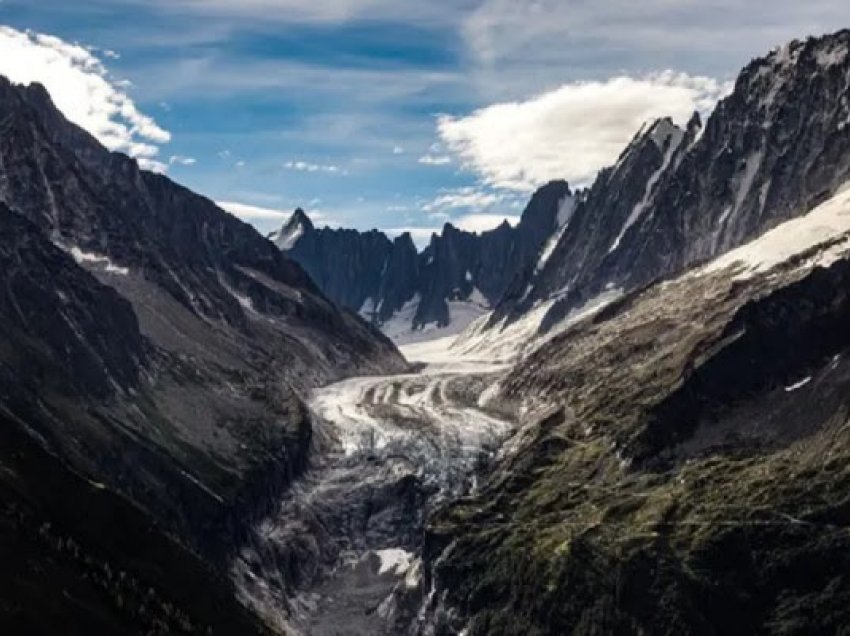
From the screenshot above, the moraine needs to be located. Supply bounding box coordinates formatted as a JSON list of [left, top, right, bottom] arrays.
[[233, 337, 515, 635]]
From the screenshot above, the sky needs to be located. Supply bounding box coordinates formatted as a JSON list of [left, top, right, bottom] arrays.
[[2, 1, 850, 245]]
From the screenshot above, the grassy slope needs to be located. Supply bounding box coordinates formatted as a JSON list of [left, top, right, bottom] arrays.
[[426, 254, 850, 635]]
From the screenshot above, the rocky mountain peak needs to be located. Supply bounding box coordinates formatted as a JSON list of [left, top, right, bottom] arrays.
[[270, 207, 315, 250], [278, 180, 573, 341], [290, 206, 314, 229], [394, 231, 415, 249], [0, 71, 406, 634], [686, 110, 703, 136], [492, 28, 850, 336]]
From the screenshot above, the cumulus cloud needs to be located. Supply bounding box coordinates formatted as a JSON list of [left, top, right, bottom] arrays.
[[437, 71, 731, 191], [283, 160, 347, 175], [0, 26, 171, 171]]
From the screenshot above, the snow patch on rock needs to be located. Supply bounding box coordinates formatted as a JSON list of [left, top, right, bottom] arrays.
[[376, 549, 414, 576], [703, 181, 850, 279], [69, 246, 129, 275]]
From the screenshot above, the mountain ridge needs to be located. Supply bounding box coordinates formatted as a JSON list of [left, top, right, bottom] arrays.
[[0, 74, 405, 633], [489, 29, 850, 336], [273, 180, 572, 340]]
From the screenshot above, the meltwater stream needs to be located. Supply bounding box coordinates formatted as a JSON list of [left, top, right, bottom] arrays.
[[232, 337, 514, 635]]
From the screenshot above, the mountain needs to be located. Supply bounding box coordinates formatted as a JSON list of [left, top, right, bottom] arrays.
[[485, 30, 850, 339], [408, 30, 850, 635], [272, 211, 419, 325], [273, 181, 572, 341], [423, 187, 850, 634], [0, 76, 405, 633], [269, 207, 315, 250]]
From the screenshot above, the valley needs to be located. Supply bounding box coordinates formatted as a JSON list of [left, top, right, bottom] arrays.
[[234, 338, 514, 635], [1, 16, 850, 636]]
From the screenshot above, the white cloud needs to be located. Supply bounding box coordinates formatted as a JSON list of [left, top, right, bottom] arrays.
[[454, 213, 519, 233], [169, 155, 197, 166], [392, 145, 405, 154], [219, 200, 328, 223], [218, 201, 291, 220], [437, 71, 731, 191], [423, 186, 504, 212], [0, 27, 170, 170], [283, 160, 347, 175], [140, 0, 458, 26], [460, 0, 850, 81], [418, 154, 452, 166]]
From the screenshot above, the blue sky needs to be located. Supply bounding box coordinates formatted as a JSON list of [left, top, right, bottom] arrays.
[[2, 1, 850, 244]]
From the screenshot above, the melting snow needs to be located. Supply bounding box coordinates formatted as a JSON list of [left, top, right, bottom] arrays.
[[451, 288, 622, 364], [272, 223, 304, 251], [703, 181, 850, 278], [376, 549, 414, 576], [359, 297, 376, 317], [785, 377, 812, 392], [477, 379, 502, 408], [69, 247, 129, 276], [816, 43, 849, 67], [220, 280, 256, 314], [536, 195, 576, 274], [381, 292, 490, 346]]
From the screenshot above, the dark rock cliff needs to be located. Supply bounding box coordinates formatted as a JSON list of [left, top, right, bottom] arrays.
[[496, 30, 850, 334], [275, 181, 572, 333], [0, 76, 406, 633]]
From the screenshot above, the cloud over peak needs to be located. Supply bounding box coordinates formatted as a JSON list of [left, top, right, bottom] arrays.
[[437, 71, 732, 192], [0, 26, 171, 171]]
